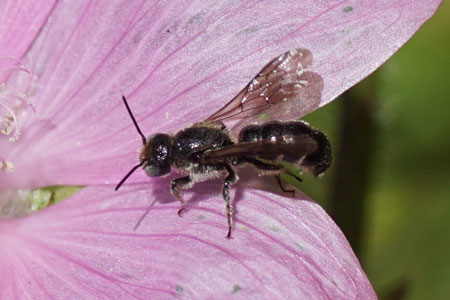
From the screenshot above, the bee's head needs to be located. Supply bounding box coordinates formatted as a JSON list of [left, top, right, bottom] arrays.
[[140, 133, 172, 177], [115, 96, 173, 191]]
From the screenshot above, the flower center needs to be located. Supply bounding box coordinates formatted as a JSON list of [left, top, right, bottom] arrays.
[[0, 189, 33, 218], [0, 186, 82, 218]]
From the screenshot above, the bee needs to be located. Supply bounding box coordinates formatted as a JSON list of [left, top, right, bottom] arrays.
[[115, 48, 331, 238]]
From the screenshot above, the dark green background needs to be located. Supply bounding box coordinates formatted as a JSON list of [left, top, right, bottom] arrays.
[[302, 3, 450, 299]]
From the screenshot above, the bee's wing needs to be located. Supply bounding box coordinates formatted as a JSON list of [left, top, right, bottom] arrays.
[[204, 48, 323, 127], [200, 135, 318, 164]]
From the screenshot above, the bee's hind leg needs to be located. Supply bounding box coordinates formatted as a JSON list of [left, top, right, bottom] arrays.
[[171, 176, 193, 216], [274, 174, 296, 197], [222, 164, 238, 239], [241, 157, 296, 197]]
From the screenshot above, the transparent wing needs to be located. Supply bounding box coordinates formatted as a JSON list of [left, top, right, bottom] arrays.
[[204, 48, 323, 125]]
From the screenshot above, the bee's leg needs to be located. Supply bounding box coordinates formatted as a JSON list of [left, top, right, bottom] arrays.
[[284, 169, 303, 184], [243, 157, 298, 196], [170, 176, 193, 216], [242, 157, 281, 171], [222, 164, 238, 239], [274, 174, 295, 197]]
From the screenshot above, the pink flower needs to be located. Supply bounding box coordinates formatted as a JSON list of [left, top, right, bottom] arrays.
[[0, 0, 441, 298]]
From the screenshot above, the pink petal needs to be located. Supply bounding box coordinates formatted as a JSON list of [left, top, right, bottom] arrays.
[[0, 0, 56, 58], [0, 0, 442, 188], [0, 183, 376, 299]]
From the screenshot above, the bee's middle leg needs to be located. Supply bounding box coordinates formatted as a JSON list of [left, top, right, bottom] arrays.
[[222, 164, 238, 239]]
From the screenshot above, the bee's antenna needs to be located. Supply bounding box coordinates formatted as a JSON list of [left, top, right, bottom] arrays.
[[115, 161, 145, 191], [122, 96, 147, 145]]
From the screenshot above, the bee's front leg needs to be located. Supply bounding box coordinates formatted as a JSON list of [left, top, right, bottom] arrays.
[[170, 176, 193, 216]]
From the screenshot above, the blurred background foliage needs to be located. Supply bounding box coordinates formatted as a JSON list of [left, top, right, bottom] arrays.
[[302, 3, 450, 300]]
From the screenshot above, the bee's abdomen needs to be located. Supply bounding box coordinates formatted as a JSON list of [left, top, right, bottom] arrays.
[[239, 121, 331, 176]]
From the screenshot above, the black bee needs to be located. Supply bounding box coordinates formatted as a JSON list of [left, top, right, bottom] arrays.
[[116, 48, 331, 238]]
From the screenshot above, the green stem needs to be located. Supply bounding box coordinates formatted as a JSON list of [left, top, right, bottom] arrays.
[[328, 73, 379, 255]]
